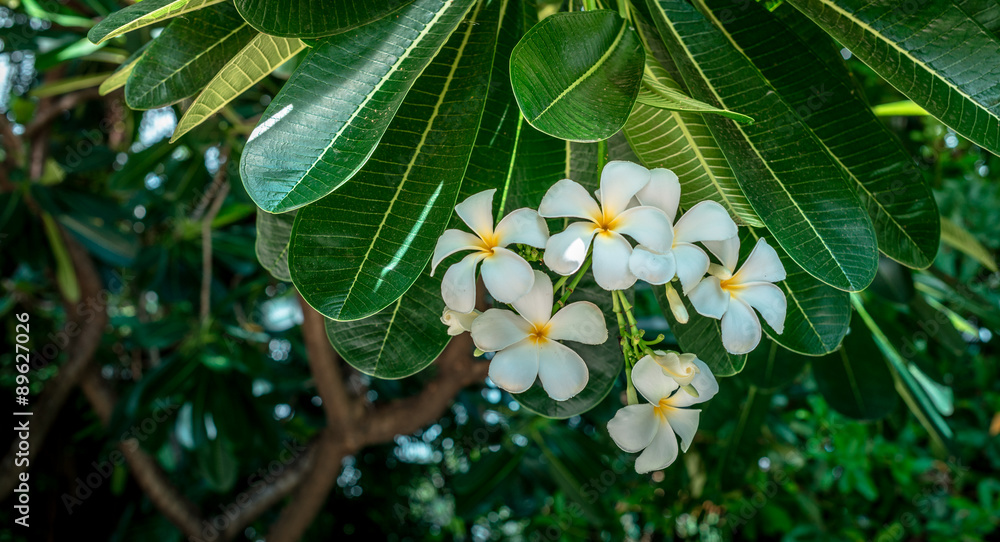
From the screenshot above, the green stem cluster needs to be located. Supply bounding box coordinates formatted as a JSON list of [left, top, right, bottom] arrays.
[[552, 258, 592, 314], [612, 290, 665, 405]]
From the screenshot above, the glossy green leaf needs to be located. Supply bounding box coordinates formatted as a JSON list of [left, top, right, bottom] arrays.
[[812, 312, 898, 421], [289, 0, 499, 321], [788, 0, 1000, 157], [872, 100, 929, 117], [124, 3, 256, 110], [940, 217, 998, 272], [254, 208, 296, 282], [510, 10, 644, 142], [235, 0, 414, 38], [742, 339, 808, 390], [648, 0, 878, 292], [325, 270, 449, 378], [740, 228, 850, 356], [240, 0, 475, 213], [654, 285, 746, 376], [637, 55, 753, 124], [514, 271, 622, 419], [88, 0, 225, 44], [99, 42, 148, 96], [172, 34, 306, 143], [706, 0, 940, 269]]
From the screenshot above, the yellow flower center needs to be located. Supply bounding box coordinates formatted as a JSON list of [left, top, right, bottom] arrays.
[[527, 322, 551, 345], [654, 398, 674, 420]]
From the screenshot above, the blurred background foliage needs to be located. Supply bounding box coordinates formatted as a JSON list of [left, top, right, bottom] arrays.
[[1, 0, 998, 541]]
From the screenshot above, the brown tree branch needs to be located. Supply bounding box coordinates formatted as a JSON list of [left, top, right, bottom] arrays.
[[23, 87, 103, 138], [298, 295, 354, 435], [0, 228, 107, 495]]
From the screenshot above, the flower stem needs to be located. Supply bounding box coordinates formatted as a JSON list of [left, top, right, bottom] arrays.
[[552, 274, 569, 293], [612, 292, 639, 405], [552, 258, 592, 314]]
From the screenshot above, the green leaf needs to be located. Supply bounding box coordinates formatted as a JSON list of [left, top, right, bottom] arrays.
[[88, 0, 226, 44], [240, 0, 476, 213], [787, 0, 1000, 157], [742, 339, 807, 390], [234, 0, 415, 38], [654, 285, 746, 376], [172, 34, 306, 142], [940, 217, 998, 272], [41, 213, 80, 303], [637, 55, 754, 124], [57, 214, 139, 267], [289, 0, 499, 321], [706, 0, 940, 269], [514, 271, 622, 418], [811, 311, 898, 421], [124, 3, 256, 110], [99, 42, 149, 96], [510, 10, 644, 142], [647, 0, 878, 292], [254, 208, 296, 282], [872, 100, 929, 117], [325, 270, 449, 378], [741, 228, 849, 356]]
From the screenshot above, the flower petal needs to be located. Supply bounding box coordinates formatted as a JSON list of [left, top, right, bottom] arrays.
[[441, 308, 481, 336], [673, 243, 711, 294], [732, 238, 786, 284], [687, 275, 730, 319], [512, 270, 554, 327], [664, 407, 700, 452], [612, 206, 673, 253], [629, 245, 676, 285], [673, 201, 738, 244], [592, 231, 637, 290], [538, 179, 602, 221], [488, 338, 539, 394], [631, 354, 680, 404], [635, 420, 679, 473], [635, 167, 681, 222], [441, 252, 486, 313], [720, 298, 762, 354], [536, 339, 589, 401], [607, 404, 658, 453], [494, 208, 549, 248], [546, 301, 608, 345], [431, 229, 483, 275], [668, 359, 719, 407], [454, 189, 496, 239], [736, 281, 787, 334], [480, 247, 535, 303], [598, 161, 651, 218], [543, 221, 599, 276], [702, 235, 740, 272], [471, 308, 532, 351]]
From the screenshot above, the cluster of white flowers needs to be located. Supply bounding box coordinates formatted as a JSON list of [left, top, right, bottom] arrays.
[[432, 160, 787, 473]]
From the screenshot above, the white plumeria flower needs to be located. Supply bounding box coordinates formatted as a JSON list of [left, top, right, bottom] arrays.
[[538, 161, 673, 291], [648, 350, 701, 388], [688, 237, 787, 354], [441, 308, 481, 336], [470, 270, 608, 401], [627, 169, 739, 293], [607, 354, 718, 473], [432, 189, 549, 314]]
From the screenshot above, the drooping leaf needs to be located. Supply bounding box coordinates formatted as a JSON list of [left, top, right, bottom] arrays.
[[510, 10, 644, 142], [706, 0, 940, 269], [637, 55, 753, 124], [654, 286, 747, 376], [289, 0, 499, 321], [240, 0, 476, 213], [254, 208, 296, 282], [41, 213, 80, 303], [648, 0, 878, 292], [811, 311, 898, 421], [235, 0, 414, 38], [741, 228, 850, 356], [99, 42, 149, 96], [325, 270, 449, 378], [940, 217, 998, 272], [172, 34, 306, 142], [514, 271, 623, 418], [125, 3, 257, 110], [787, 0, 1000, 157], [872, 100, 929, 117], [88, 0, 225, 44]]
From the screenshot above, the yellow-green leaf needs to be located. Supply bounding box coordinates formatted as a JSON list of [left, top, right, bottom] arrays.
[[940, 217, 997, 272]]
